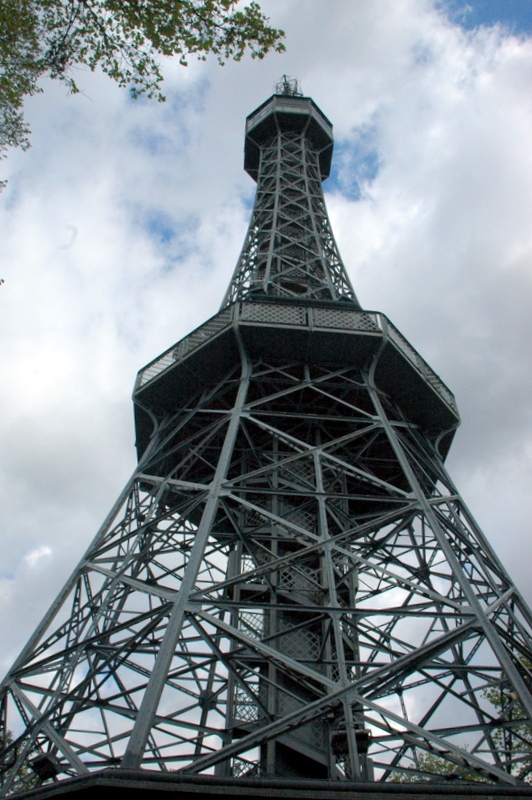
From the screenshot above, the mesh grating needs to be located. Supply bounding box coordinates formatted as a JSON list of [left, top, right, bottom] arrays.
[[138, 308, 233, 388], [280, 563, 320, 593], [243, 508, 265, 529], [284, 504, 315, 532], [182, 308, 233, 357], [387, 322, 420, 365], [232, 757, 259, 777], [277, 620, 321, 660], [387, 322, 458, 412], [239, 303, 307, 326], [139, 351, 175, 387], [281, 460, 315, 488], [239, 610, 264, 639], [278, 694, 326, 751], [234, 687, 260, 723], [312, 308, 379, 331]]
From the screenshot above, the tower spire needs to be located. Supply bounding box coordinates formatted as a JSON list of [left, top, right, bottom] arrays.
[[222, 90, 359, 307]]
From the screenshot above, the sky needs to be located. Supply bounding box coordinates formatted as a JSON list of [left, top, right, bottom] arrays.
[[2, 0, 532, 673]]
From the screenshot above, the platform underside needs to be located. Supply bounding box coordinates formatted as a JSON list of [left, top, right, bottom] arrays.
[[133, 301, 459, 460]]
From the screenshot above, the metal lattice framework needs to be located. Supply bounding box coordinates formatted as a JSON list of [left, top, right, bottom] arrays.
[[222, 94, 358, 307], [2, 89, 532, 795]]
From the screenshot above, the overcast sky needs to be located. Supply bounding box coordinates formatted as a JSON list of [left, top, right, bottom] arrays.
[[2, 0, 532, 673]]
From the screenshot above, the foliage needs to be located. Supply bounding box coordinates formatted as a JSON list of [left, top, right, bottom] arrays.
[[1, 730, 52, 790], [0, 0, 42, 187], [392, 662, 532, 785], [483, 670, 532, 783], [390, 749, 468, 783], [0, 0, 285, 185]]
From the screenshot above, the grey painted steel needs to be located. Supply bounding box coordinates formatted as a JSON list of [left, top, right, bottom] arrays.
[[121, 344, 252, 769], [222, 95, 358, 307], [2, 89, 532, 796], [9, 770, 532, 800], [134, 305, 457, 418]]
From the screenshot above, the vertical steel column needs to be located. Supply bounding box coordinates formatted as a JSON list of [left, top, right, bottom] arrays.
[[121, 349, 251, 769], [365, 371, 532, 724]]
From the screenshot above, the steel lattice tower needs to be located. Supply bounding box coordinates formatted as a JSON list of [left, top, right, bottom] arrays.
[[3, 79, 532, 797]]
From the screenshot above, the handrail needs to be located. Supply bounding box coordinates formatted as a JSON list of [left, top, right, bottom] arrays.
[[134, 302, 458, 416]]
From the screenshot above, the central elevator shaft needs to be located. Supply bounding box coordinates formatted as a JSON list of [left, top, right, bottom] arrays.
[[216, 366, 370, 780], [219, 88, 368, 776]]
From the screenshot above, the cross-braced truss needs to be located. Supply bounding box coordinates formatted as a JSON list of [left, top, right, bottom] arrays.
[[3, 356, 532, 792], [222, 130, 359, 307]]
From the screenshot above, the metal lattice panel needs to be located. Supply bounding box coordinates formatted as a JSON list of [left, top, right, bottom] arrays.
[[139, 308, 233, 388], [3, 356, 532, 790], [239, 303, 308, 325], [313, 307, 378, 331], [222, 130, 359, 307]]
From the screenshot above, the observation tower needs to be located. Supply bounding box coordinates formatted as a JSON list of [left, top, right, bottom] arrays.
[[3, 77, 532, 799]]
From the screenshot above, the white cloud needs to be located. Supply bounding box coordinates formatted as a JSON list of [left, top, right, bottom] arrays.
[[1, 0, 532, 669], [23, 546, 52, 569]]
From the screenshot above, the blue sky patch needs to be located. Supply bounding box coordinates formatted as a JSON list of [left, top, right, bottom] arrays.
[[130, 127, 176, 156], [441, 0, 532, 34], [327, 136, 380, 201], [145, 211, 176, 245], [140, 210, 202, 274], [128, 82, 212, 156]]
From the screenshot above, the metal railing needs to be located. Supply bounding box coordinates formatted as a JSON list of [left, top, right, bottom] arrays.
[[384, 320, 456, 410], [246, 96, 333, 139], [135, 302, 458, 415]]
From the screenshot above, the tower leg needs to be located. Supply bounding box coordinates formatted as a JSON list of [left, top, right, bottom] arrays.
[[3, 358, 532, 790]]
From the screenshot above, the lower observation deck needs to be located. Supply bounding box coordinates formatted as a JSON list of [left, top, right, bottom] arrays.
[[133, 301, 459, 459]]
